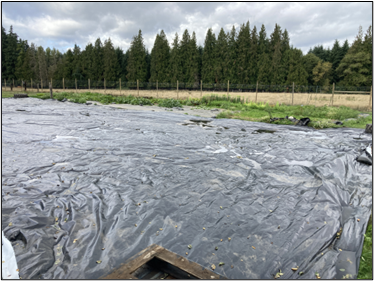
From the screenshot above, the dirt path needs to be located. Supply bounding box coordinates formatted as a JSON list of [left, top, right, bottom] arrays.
[[86, 101, 224, 118]]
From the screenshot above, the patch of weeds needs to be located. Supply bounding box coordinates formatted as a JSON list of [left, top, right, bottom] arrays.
[[158, 98, 182, 108], [358, 215, 372, 279]]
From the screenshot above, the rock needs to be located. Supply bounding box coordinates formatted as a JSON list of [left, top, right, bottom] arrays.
[[365, 124, 372, 134]]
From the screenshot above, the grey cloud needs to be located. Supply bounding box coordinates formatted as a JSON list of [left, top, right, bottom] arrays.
[[2, 2, 372, 54]]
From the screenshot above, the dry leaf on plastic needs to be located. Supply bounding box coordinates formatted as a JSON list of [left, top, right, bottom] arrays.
[[291, 267, 298, 271], [219, 262, 224, 266], [73, 239, 78, 243], [215, 247, 218, 250], [185, 252, 188, 255], [8, 222, 12, 227], [159, 228, 163, 231], [102, 248, 105, 250], [134, 224, 137, 227], [220, 239, 223, 242], [96, 260, 102, 264], [175, 225, 178, 228], [220, 206, 223, 209], [252, 246, 255, 249], [188, 245, 192, 249], [228, 237, 231, 241], [203, 227, 205, 230], [211, 264, 216, 270]]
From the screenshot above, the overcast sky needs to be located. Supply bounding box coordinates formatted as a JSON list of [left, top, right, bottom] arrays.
[[2, 2, 372, 54]]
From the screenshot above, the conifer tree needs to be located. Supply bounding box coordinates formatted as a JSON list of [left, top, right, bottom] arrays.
[[150, 30, 171, 83], [115, 47, 127, 82], [215, 28, 229, 84], [103, 38, 120, 81], [286, 48, 308, 85], [81, 43, 94, 79], [92, 38, 103, 80], [227, 26, 238, 84], [63, 49, 74, 80], [249, 25, 258, 84], [302, 53, 321, 85], [36, 46, 48, 82], [236, 22, 251, 83], [126, 30, 147, 82], [1, 26, 7, 75], [15, 39, 29, 79], [187, 32, 200, 85], [3, 26, 19, 79], [201, 28, 216, 83], [169, 33, 182, 83]]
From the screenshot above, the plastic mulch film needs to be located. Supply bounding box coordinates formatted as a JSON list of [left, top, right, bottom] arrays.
[[1, 98, 372, 279]]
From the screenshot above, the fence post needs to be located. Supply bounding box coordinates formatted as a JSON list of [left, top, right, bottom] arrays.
[[49, 82, 53, 98], [13, 79, 15, 91], [24, 80, 26, 91], [331, 83, 335, 106], [41, 79, 43, 91], [120, 78, 121, 95], [88, 79, 90, 90], [369, 86, 372, 108], [255, 81, 258, 103], [51, 78, 52, 91], [4, 79, 6, 91], [63, 78, 65, 90], [292, 82, 295, 105], [157, 80, 158, 99], [75, 78, 77, 93], [227, 80, 229, 98], [200, 80, 202, 98], [177, 80, 179, 100], [31, 79, 32, 91], [37, 83, 39, 93], [137, 79, 139, 97]]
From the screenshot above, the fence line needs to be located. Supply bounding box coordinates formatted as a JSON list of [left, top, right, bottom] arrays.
[[2, 79, 372, 109]]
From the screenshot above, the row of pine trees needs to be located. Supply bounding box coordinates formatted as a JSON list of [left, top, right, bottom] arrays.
[[2, 23, 372, 87]]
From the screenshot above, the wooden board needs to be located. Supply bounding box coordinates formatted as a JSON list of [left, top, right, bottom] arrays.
[[101, 244, 226, 279]]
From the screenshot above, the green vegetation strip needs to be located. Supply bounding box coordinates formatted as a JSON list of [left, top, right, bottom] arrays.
[[2, 91, 372, 129], [2, 91, 372, 278]]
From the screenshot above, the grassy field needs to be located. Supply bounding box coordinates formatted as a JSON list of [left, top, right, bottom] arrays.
[[2, 90, 372, 278], [2, 87, 372, 110]]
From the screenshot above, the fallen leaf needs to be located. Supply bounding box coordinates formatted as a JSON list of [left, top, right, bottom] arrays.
[[357, 219, 360, 222], [340, 269, 345, 272], [269, 210, 273, 213], [220, 206, 223, 209], [211, 264, 216, 270], [188, 245, 192, 249], [252, 246, 255, 249], [102, 248, 105, 250], [73, 239, 78, 243], [299, 272, 303, 275], [203, 227, 205, 230], [96, 260, 102, 264], [228, 237, 231, 241], [159, 228, 163, 231], [8, 222, 12, 227], [291, 267, 298, 271], [215, 247, 218, 250], [16, 269, 19, 272], [175, 225, 178, 228], [55, 217, 58, 222], [231, 265, 234, 269], [339, 249, 342, 252], [219, 262, 224, 266], [220, 239, 223, 242], [186, 252, 188, 255], [135, 224, 137, 227]]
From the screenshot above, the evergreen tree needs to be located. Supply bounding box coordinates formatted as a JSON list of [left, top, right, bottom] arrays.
[[201, 28, 216, 83], [329, 40, 344, 83], [227, 26, 238, 83], [145, 48, 151, 81], [63, 49, 74, 80], [150, 30, 171, 83], [236, 22, 251, 83], [92, 38, 103, 80], [3, 26, 19, 79], [81, 43, 94, 79], [126, 30, 147, 82], [1, 26, 7, 75], [269, 24, 285, 84], [179, 29, 191, 83], [257, 52, 271, 84], [187, 32, 201, 85], [248, 25, 258, 84], [215, 28, 228, 84], [15, 39, 29, 79], [115, 47, 127, 82], [286, 48, 308, 85], [103, 38, 120, 81], [36, 46, 48, 82], [169, 33, 182, 83]]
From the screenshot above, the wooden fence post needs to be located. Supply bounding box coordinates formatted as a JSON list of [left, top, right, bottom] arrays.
[[51, 78, 52, 91], [41, 79, 43, 91], [120, 78, 121, 95], [331, 83, 335, 106], [137, 80, 139, 97], [157, 80, 158, 99], [75, 78, 77, 93], [13, 79, 15, 91], [369, 86, 372, 108], [255, 81, 258, 103], [63, 78, 65, 90], [49, 82, 53, 98], [4, 79, 6, 91], [37, 83, 39, 93], [177, 80, 179, 100], [31, 79, 32, 91], [88, 79, 90, 90], [104, 78, 106, 94], [24, 80, 26, 91], [227, 80, 229, 98], [200, 80, 202, 98], [292, 82, 295, 105]]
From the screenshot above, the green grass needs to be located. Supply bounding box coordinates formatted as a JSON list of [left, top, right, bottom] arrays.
[[358, 215, 372, 279], [2, 91, 372, 129]]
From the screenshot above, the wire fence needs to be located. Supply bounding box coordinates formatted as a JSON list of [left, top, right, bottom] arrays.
[[1, 79, 372, 94]]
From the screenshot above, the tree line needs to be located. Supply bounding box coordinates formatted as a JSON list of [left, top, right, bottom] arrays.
[[2, 23, 372, 87]]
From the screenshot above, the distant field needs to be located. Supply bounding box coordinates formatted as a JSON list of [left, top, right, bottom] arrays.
[[2, 87, 371, 110]]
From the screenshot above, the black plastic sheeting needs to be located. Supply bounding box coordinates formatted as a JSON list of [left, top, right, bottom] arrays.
[[1, 98, 372, 279]]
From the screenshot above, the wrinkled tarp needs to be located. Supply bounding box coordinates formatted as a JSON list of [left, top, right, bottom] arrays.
[[1, 98, 372, 279]]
